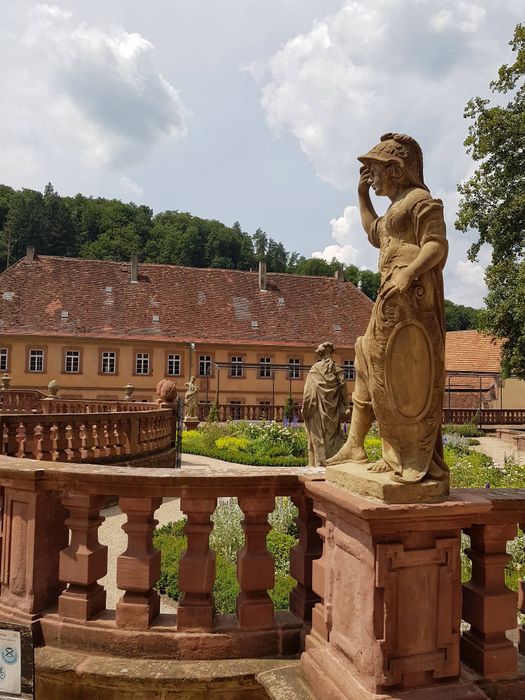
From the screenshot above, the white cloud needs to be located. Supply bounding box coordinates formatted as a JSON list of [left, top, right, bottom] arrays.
[[257, 0, 522, 305], [118, 176, 144, 200], [0, 4, 189, 178], [448, 259, 487, 306]]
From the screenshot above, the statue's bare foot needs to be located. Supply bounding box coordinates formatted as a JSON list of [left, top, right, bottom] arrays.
[[367, 459, 393, 473], [326, 440, 368, 466]]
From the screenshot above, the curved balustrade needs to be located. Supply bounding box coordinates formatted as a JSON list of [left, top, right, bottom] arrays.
[[41, 398, 158, 414], [0, 389, 47, 413], [0, 409, 175, 463], [0, 458, 324, 660]]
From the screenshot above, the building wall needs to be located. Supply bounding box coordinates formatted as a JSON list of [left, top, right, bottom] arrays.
[[0, 335, 356, 405], [487, 377, 525, 410]]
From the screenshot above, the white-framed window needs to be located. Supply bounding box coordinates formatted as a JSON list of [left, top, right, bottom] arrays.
[[167, 353, 181, 376], [64, 350, 80, 373], [28, 348, 44, 373], [259, 357, 272, 378], [101, 351, 116, 374], [199, 355, 212, 377], [135, 352, 150, 375], [0, 348, 8, 372], [230, 356, 244, 377], [343, 359, 355, 380], [288, 358, 300, 379]]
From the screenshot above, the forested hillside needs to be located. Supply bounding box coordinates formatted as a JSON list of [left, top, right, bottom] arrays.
[[0, 182, 479, 328]]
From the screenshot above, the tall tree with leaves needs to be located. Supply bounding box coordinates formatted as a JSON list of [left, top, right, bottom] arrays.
[[456, 23, 525, 378]]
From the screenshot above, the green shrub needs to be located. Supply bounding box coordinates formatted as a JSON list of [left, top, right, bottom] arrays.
[[215, 436, 251, 452], [206, 401, 220, 423], [268, 497, 298, 538], [442, 423, 484, 437]]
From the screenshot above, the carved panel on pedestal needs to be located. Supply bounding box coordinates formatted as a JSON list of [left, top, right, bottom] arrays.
[[375, 537, 460, 687]]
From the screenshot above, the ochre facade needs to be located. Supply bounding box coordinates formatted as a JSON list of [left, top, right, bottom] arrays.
[[0, 334, 356, 406]]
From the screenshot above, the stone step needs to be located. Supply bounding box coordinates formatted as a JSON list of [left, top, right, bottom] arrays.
[[257, 662, 314, 700]]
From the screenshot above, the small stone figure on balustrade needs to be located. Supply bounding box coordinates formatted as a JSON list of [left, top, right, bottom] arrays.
[[156, 379, 177, 406], [184, 376, 198, 419], [302, 342, 349, 467]]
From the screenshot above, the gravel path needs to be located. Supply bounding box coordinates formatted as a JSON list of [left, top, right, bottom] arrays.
[[470, 435, 525, 468]]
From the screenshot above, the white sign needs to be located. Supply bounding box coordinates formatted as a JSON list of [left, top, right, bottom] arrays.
[[0, 629, 21, 696]]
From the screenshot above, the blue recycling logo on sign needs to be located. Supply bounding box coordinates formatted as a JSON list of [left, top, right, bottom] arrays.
[[1, 647, 17, 665]]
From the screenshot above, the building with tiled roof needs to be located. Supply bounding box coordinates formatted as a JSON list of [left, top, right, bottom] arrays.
[[445, 330, 525, 410], [0, 249, 373, 406]]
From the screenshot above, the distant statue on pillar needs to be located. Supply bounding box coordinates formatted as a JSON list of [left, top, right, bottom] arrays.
[[302, 342, 349, 467], [327, 133, 449, 498], [184, 376, 198, 419]]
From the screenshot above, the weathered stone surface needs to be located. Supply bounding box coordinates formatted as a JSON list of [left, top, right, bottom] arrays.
[[257, 662, 314, 700], [302, 341, 348, 467], [301, 481, 492, 698], [35, 646, 286, 699], [327, 133, 449, 496], [326, 461, 448, 503]]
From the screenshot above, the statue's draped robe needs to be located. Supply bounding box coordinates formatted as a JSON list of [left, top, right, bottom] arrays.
[[303, 358, 347, 466], [357, 187, 448, 482]]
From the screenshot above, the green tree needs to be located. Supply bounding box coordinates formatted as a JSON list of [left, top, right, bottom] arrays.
[[359, 269, 380, 300], [456, 23, 525, 377], [444, 300, 480, 331]]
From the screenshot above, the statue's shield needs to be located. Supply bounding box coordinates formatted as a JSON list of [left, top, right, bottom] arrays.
[[383, 319, 437, 481]]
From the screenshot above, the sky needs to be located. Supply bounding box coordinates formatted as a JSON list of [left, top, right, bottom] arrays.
[[0, 1, 523, 307]]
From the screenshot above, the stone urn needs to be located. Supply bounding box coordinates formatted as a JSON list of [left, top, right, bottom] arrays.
[[1, 374, 11, 390], [124, 383, 135, 401]]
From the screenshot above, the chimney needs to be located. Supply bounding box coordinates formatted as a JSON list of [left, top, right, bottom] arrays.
[[334, 269, 345, 282], [26, 245, 35, 262], [258, 261, 267, 291], [130, 254, 139, 283]]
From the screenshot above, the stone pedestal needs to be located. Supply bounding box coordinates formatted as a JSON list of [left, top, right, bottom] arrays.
[[301, 481, 491, 700], [184, 417, 200, 431]]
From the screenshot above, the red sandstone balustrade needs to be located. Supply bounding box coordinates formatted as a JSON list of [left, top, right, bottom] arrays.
[[0, 409, 175, 464], [198, 403, 304, 422], [40, 398, 159, 414], [0, 457, 325, 661], [0, 389, 46, 414], [458, 488, 525, 678], [443, 408, 525, 426]]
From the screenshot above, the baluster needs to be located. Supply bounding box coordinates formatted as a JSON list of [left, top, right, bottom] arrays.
[[178, 498, 217, 630], [37, 422, 53, 460], [79, 423, 88, 459], [91, 422, 101, 459], [102, 421, 113, 458], [113, 422, 122, 457], [54, 422, 69, 462], [289, 493, 322, 621], [461, 522, 518, 676], [116, 497, 162, 629], [310, 504, 331, 642], [15, 422, 27, 458], [58, 493, 107, 621], [237, 496, 275, 628]]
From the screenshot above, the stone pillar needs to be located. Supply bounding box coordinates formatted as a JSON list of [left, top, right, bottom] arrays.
[[309, 504, 332, 643], [58, 493, 108, 621], [237, 496, 275, 628], [461, 522, 518, 676], [116, 497, 162, 629], [177, 497, 217, 630], [301, 481, 491, 699], [0, 483, 67, 620], [289, 493, 322, 622]]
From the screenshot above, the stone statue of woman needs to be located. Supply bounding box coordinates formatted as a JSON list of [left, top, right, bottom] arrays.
[[184, 376, 198, 418], [302, 342, 349, 466], [327, 133, 448, 487]]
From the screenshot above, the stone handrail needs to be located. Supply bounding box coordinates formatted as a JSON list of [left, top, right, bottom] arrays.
[[443, 407, 525, 426], [0, 389, 47, 413], [198, 403, 304, 422], [0, 457, 324, 661], [0, 409, 176, 464], [41, 398, 159, 414]]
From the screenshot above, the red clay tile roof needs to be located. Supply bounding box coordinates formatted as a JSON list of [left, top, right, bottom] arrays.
[[0, 255, 373, 347], [445, 330, 503, 373]]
